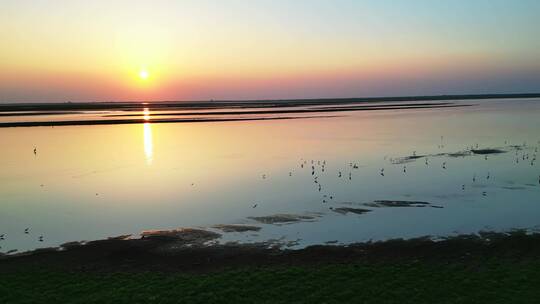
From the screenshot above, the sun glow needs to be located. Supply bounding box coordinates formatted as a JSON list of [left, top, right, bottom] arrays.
[[139, 70, 149, 80]]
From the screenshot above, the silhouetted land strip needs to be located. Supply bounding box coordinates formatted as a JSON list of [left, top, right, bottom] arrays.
[[0, 111, 83, 117], [0, 115, 328, 128], [103, 102, 459, 118], [0, 93, 538, 112], [0, 104, 467, 128]]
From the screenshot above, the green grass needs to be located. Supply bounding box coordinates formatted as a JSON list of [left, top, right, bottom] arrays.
[[2, 258, 540, 304]]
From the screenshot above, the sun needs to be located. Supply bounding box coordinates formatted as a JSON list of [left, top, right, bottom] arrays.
[[139, 69, 149, 80]]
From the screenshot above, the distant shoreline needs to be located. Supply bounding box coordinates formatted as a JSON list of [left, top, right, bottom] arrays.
[[0, 93, 538, 112]]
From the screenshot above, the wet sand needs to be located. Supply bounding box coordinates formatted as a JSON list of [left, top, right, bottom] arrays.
[[1, 230, 538, 273]]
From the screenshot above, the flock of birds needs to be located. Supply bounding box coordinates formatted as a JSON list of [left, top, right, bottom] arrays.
[[0, 228, 43, 252], [253, 138, 540, 209]]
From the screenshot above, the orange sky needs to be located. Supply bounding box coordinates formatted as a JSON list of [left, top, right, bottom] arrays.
[[1, 0, 539, 102]]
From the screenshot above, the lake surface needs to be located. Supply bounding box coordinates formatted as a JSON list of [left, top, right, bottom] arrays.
[[1, 98, 540, 253]]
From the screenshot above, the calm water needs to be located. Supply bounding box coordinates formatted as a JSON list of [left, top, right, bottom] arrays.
[[1, 98, 540, 253]]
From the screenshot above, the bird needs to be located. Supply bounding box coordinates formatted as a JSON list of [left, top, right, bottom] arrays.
[[33, 147, 37, 155], [0, 234, 4, 240], [338, 171, 342, 178], [403, 166, 407, 173], [24, 228, 29, 234], [252, 203, 258, 208], [482, 191, 487, 196], [462, 185, 465, 191], [289, 172, 292, 176], [191, 183, 195, 186], [425, 158, 428, 165], [38, 235, 44, 242], [442, 162, 447, 169], [486, 172, 490, 180], [473, 174, 476, 182]]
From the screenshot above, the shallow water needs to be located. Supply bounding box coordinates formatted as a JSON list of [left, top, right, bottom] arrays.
[[1, 98, 540, 253]]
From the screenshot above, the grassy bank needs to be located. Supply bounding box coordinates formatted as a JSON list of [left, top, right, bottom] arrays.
[[2, 257, 540, 303], [2, 232, 540, 303]]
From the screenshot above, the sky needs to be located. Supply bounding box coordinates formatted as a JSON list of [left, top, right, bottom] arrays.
[[1, 0, 539, 102]]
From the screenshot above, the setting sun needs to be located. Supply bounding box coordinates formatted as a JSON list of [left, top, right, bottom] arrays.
[[139, 70, 149, 80]]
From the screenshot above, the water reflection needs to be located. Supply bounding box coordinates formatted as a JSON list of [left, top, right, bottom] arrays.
[[143, 107, 151, 121], [1, 98, 540, 253], [143, 123, 153, 164]]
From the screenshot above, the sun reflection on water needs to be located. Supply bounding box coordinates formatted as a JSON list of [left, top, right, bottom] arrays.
[[143, 107, 150, 121], [143, 122, 153, 165]]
